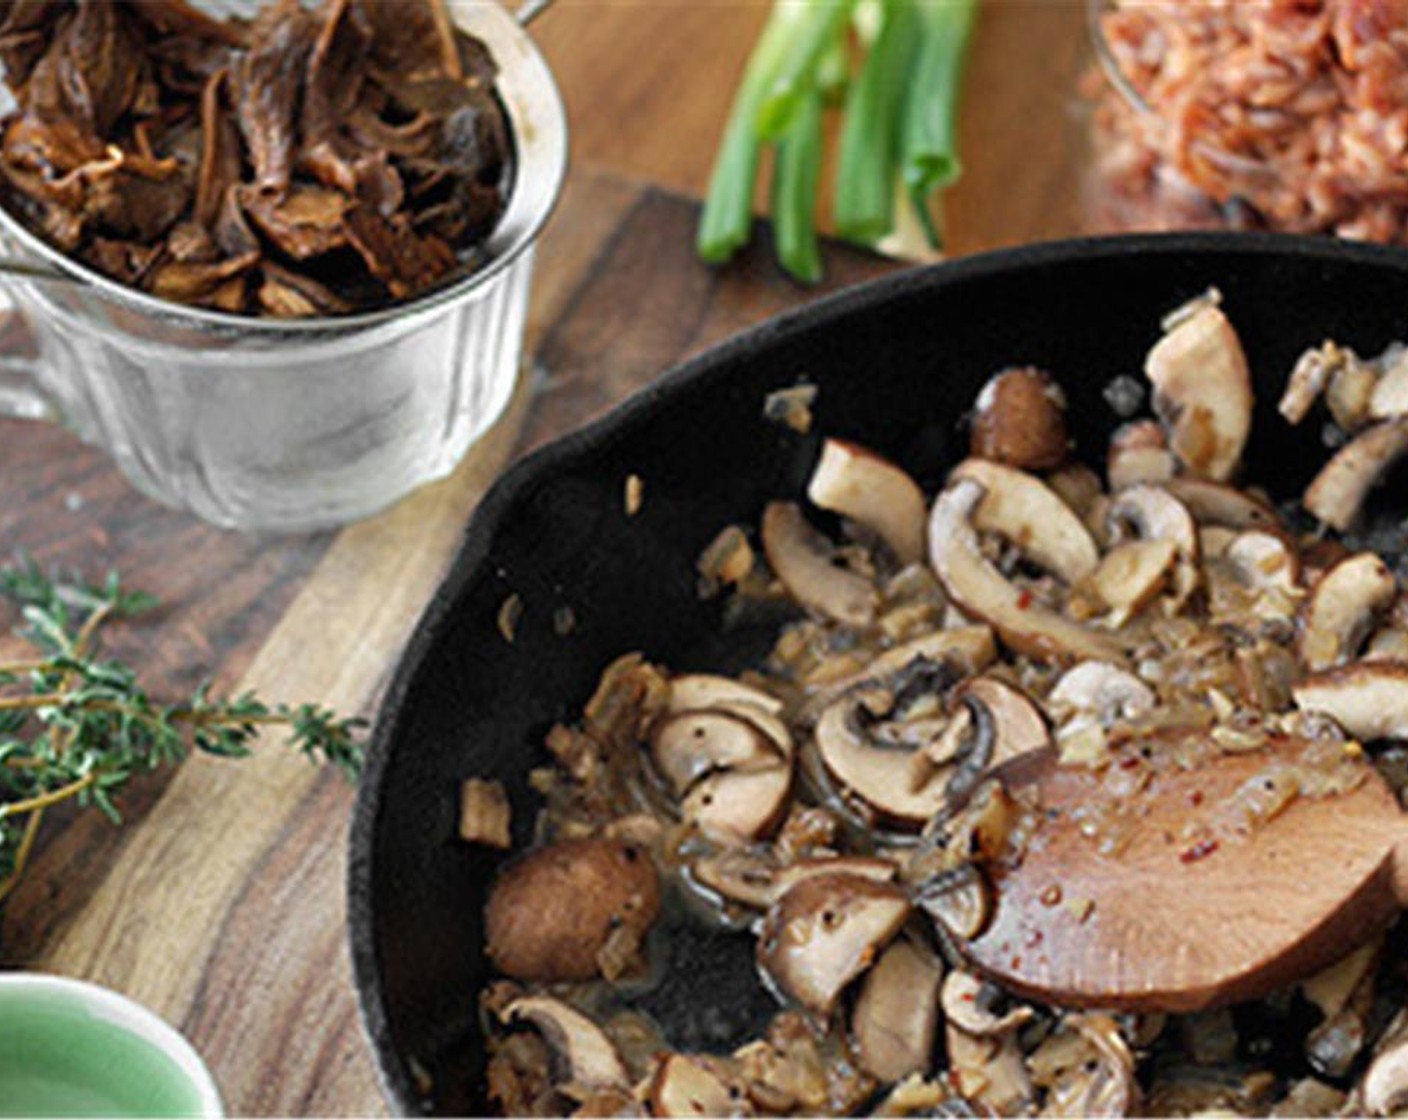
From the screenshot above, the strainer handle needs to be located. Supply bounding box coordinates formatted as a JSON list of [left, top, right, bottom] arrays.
[[0, 302, 54, 422]]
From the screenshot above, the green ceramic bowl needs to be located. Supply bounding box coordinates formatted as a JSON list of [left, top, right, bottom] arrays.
[[0, 973, 222, 1118]]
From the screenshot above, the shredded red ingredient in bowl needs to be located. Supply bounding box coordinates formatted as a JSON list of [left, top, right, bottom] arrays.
[[1089, 0, 1408, 241]]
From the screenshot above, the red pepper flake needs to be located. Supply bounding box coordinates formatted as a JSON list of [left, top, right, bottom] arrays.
[[1119, 755, 1141, 770], [1011, 956, 1022, 969], [1189, 790, 1204, 807], [1016, 589, 1034, 610], [1180, 838, 1219, 864]]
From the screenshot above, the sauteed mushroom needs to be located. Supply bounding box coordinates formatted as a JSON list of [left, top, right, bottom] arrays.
[[928, 478, 1122, 663], [485, 837, 661, 982], [1304, 418, 1408, 532], [762, 501, 877, 627], [969, 367, 1071, 471], [807, 439, 926, 565], [1144, 300, 1253, 481], [757, 873, 910, 1016], [501, 995, 630, 1091], [482, 298, 1408, 1119]]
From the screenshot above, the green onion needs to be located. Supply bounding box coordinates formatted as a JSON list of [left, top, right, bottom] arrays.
[[770, 84, 825, 284], [754, 0, 857, 141], [901, 0, 978, 204], [697, 5, 804, 263], [834, 0, 919, 244]]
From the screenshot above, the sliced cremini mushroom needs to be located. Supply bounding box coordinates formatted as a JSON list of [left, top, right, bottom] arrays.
[[1299, 553, 1397, 671], [668, 674, 784, 718], [1225, 528, 1301, 598], [1368, 628, 1408, 663], [1048, 1014, 1140, 1118], [1361, 1010, 1408, 1117], [1108, 484, 1200, 605], [799, 626, 998, 723], [942, 971, 1034, 1114], [914, 864, 991, 941], [1047, 462, 1109, 542], [806, 439, 926, 565], [1161, 477, 1279, 530], [757, 872, 910, 1016], [1145, 301, 1253, 481], [485, 837, 661, 982], [852, 936, 944, 1083], [950, 459, 1100, 584], [1327, 353, 1380, 434], [947, 676, 1051, 801], [969, 366, 1071, 471], [1108, 420, 1175, 492], [645, 1053, 748, 1118], [1085, 539, 1177, 625], [1281, 341, 1346, 425], [941, 969, 1035, 1037], [682, 764, 792, 844], [815, 685, 957, 827], [502, 995, 630, 1090], [1304, 418, 1408, 533], [761, 501, 877, 628], [690, 851, 896, 911], [1293, 663, 1408, 741], [650, 711, 785, 796], [1371, 353, 1408, 420], [929, 479, 1124, 663], [1048, 661, 1156, 725]]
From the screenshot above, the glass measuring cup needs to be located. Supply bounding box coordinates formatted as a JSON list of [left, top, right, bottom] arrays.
[[0, 0, 566, 533]]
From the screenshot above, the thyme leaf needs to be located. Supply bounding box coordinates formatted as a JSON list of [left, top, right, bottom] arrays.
[[0, 554, 365, 905]]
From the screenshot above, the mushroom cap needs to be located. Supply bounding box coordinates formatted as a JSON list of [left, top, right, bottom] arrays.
[[806, 438, 927, 565], [757, 872, 911, 1016], [761, 501, 877, 627], [970, 366, 1071, 471], [1108, 420, 1175, 492], [485, 837, 661, 982]]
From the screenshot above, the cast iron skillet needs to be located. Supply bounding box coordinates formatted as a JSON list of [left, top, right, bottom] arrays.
[[349, 232, 1408, 1115]]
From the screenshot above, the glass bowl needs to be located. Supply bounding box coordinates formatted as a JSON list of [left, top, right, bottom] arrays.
[[0, 0, 567, 532]]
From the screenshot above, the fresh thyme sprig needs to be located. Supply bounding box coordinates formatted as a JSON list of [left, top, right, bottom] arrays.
[[0, 555, 365, 904]]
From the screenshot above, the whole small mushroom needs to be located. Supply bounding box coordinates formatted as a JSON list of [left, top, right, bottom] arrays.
[[485, 836, 661, 982], [970, 366, 1071, 471]]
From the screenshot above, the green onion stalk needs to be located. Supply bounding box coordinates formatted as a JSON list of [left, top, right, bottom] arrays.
[[900, 0, 979, 248], [697, 1, 855, 266], [770, 84, 826, 283], [834, 0, 920, 244]]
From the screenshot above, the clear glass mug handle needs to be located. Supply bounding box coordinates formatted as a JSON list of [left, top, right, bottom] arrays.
[[0, 294, 54, 421]]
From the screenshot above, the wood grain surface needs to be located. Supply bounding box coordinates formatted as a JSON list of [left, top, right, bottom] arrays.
[[0, 4, 1090, 1113]]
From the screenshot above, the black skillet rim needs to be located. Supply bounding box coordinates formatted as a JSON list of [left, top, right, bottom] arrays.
[[347, 229, 1408, 1114]]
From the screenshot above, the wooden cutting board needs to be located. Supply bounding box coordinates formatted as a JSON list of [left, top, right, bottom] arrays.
[[0, 167, 895, 1115]]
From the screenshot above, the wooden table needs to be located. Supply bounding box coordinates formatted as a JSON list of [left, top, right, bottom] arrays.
[[0, 4, 1089, 1114]]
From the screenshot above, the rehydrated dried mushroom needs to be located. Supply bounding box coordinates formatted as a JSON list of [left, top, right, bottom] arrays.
[[484, 836, 660, 982], [0, 0, 510, 317]]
